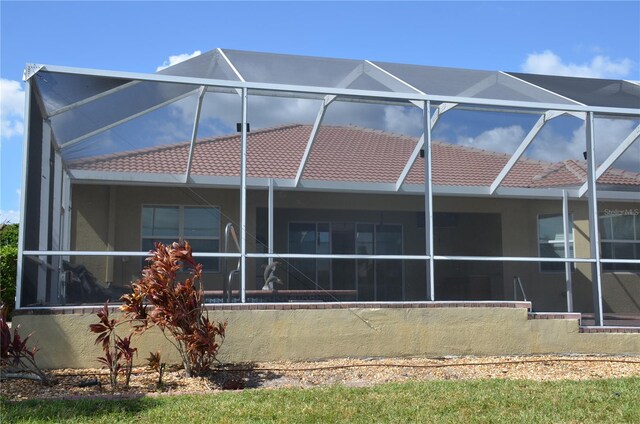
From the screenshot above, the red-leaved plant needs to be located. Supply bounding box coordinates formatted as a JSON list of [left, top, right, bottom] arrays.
[[0, 304, 53, 386], [89, 302, 137, 389], [120, 241, 226, 377]]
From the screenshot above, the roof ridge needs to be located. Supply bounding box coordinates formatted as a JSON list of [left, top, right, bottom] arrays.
[[319, 124, 421, 143]]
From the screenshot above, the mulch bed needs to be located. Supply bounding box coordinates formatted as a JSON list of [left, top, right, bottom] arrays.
[[2, 354, 640, 401]]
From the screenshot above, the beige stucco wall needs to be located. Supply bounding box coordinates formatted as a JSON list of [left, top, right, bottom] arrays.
[[70, 183, 639, 313], [13, 306, 640, 369]]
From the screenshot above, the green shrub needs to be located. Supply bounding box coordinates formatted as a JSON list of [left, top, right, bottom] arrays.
[[0, 224, 19, 316], [0, 223, 19, 247], [0, 245, 18, 315]]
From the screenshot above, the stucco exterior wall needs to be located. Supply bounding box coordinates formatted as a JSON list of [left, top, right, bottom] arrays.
[[13, 305, 640, 370]]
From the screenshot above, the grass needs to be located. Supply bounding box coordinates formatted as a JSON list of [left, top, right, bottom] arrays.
[[2, 378, 639, 423]]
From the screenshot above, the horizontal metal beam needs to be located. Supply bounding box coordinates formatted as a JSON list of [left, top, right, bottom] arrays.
[[246, 253, 430, 260], [36, 64, 640, 116], [434, 255, 596, 263], [23, 250, 603, 264], [23, 250, 242, 257]]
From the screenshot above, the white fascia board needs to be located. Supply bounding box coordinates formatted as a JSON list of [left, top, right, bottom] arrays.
[[67, 169, 638, 200], [593, 190, 640, 201], [68, 170, 188, 184], [36, 64, 640, 116]]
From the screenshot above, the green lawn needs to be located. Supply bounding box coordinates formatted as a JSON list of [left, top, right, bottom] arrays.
[[2, 378, 639, 423]]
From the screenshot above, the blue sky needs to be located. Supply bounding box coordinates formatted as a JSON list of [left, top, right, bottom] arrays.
[[1, 1, 639, 223]]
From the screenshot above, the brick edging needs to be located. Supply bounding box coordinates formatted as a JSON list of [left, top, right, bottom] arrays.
[[528, 312, 582, 320], [580, 326, 640, 334], [13, 301, 532, 316]]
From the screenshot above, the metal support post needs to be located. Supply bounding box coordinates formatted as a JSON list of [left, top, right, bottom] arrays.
[[37, 120, 52, 303], [268, 178, 274, 265], [424, 101, 435, 301], [50, 150, 64, 303], [585, 112, 603, 326], [562, 190, 573, 312], [15, 81, 32, 309], [240, 88, 248, 303]]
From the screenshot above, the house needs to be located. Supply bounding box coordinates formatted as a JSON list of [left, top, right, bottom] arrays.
[[11, 49, 640, 367]]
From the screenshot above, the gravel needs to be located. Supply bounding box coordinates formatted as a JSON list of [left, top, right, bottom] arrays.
[[2, 354, 640, 401]]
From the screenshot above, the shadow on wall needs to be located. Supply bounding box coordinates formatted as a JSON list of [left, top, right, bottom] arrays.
[[604, 272, 640, 314]]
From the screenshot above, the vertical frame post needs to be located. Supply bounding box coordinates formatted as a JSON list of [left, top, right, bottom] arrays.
[[37, 120, 52, 303], [586, 112, 603, 326], [423, 100, 435, 301], [240, 88, 248, 303], [61, 171, 72, 252], [50, 149, 64, 304], [562, 190, 573, 312], [15, 81, 32, 310], [268, 178, 274, 265]]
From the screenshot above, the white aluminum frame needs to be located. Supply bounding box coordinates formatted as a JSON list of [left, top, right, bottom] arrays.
[[16, 56, 640, 328], [585, 112, 604, 326]]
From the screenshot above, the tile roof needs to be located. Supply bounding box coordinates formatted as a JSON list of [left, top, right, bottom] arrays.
[[69, 124, 640, 189]]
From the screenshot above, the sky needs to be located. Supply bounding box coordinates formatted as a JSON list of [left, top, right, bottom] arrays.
[[1, 0, 639, 223]]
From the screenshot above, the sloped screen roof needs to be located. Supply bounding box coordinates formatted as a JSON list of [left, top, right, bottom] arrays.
[[29, 48, 640, 166], [507, 73, 640, 109]]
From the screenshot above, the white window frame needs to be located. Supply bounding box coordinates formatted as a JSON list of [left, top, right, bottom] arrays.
[[600, 212, 640, 272], [537, 213, 575, 273], [141, 204, 221, 273]]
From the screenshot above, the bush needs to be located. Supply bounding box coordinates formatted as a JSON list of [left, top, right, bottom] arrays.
[[0, 223, 18, 315], [0, 223, 18, 247], [1, 304, 53, 386], [120, 241, 227, 377]]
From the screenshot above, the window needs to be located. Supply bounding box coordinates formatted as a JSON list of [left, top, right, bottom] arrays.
[[142, 206, 220, 272], [600, 212, 640, 271], [288, 222, 403, 300], [538, 214, 574, 272]]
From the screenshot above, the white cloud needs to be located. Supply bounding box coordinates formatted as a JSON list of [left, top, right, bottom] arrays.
[[0, 209, 20, 224], [156, 50, 202, 72], [0, 79, 25, 139], [458, 125, 525, 154], [383, 106, 423, 136], [458, 118, 639, 173], [521, 50, 633, 78]]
